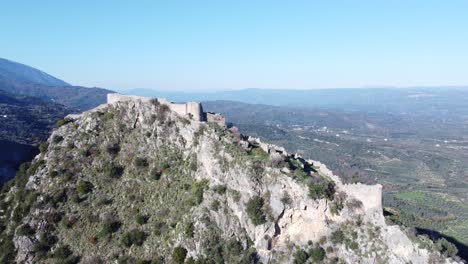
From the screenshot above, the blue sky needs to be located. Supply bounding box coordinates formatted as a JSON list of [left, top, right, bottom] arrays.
[[1, 1, 467, 90]]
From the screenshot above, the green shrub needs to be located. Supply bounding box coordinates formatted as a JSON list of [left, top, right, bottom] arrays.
[[135, 260, 151, 264], [52, 135, 63, 144], [0, 235, 16, 263], [249, 147, 269, 161], [280, 192, 292, 205], [52, 245, 79, 263], [436, 238, 458, 257], [150, 168, 163, 181], [104, 112, 114, 121], [39, 142, 49, 153], [293, 248, 308, 264], [49, 170, 58, 178], [308, 181, 335, 200], [136, 214, 149, 225], [53, 245, 72, 259], [57, 118, 73, 127], [185, 257, 196, 264], [153, 221, 167, 236], [308, 246, 326, 262], [251, 160, 264, 178], [134, 157, 149, 168], [330, 200, 344, 215], [213, 184, 227, 195], [98, 220, 121, 238], [60, 216, 76, 229], [191, 180, 208, 205], [172, 246, 188, 264], [106, 143, 120, 155], [331, 230, 345, 244], [185, 222, 195, 238], [230, 190, 241, 202], [76, 180, 93, 195], [121, 229, 147, 247], [104, 163, 124, 179], [294, 169, 309, 180], [70, 193, 83, 204], [246, 196, 267, 226], [16, 224, 35, 236], [347, 241, 358, 251], [289, 158, 303, 170], [156, 104, 170, 119], [34, 233, 57, 258], [211, 200, 220, 211]]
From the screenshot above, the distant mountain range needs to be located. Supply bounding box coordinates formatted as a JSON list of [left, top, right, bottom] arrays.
[[0, 57, 114, 183], [0, 58, 70, 87], [0, 58, 113, 111], [119, 87, 468, 116]]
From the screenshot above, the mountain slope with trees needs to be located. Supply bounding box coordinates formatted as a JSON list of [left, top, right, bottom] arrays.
[[0, 96, 460, 263]]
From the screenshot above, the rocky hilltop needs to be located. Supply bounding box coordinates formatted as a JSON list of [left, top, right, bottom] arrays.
[[0, 95, 460, 263]]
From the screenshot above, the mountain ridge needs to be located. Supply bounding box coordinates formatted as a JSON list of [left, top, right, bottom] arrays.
[[0, 57, 114, 111], [0, 58, 70, 87], [0, 94, 459, 263]]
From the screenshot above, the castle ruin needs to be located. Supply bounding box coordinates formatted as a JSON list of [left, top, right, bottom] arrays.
[[107, 93, 225, 127]]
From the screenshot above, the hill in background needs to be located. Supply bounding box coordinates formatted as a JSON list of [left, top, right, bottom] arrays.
[[0, 58, 114, 184], [0, 58, 70, 87]]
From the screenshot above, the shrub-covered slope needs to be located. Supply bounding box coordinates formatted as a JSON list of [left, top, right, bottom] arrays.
[[0, 90, 70, 145], [0, 98, 460, 263]]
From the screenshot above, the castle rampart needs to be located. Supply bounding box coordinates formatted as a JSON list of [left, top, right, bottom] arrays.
[[107, 93, 225, 126]]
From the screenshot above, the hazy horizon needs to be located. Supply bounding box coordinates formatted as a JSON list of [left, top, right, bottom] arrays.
[[2, 1, 468, 90]]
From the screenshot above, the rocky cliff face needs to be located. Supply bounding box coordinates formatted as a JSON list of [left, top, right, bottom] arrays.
[[0, 96, 460, 263]]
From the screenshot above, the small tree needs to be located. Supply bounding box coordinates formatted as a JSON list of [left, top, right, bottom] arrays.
[[308, 246, 326, 262], [436, 238, 458, 257], [76, 180, 93, 195], [246, 196, 267, 226], [106, 143, 120, 155], [134, 157, 149, 168], [136, 214, 149, 225], [280, 192, 292, 205], [331, 230, 345, 244], [172, 246, 187, 264], [98, 219, 121, 238], [293, 248, 308, 264], [57, 118, 73, 127], [16, 224, 35, 236], [52, 135, 63, 144], [185, 222, 195, 238], [105, 164, 124, 179], [150, 168, 162, 181], [39, 142, 49, 153], [121, 229, 147, 247]]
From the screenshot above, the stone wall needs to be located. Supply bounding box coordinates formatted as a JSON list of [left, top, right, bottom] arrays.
[[206, 112, 226, 127], [107, 93, 153, 105], [107, 93, 224, 126]]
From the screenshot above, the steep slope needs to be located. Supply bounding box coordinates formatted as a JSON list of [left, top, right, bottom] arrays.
[[0, 58, 70, 87], [0, 95, 460, 263]]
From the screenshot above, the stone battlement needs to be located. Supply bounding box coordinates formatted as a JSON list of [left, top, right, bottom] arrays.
[[107, 93, 225, 126]]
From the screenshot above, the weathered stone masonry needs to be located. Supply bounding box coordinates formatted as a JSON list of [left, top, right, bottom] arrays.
[[107, 93, 226, 127]]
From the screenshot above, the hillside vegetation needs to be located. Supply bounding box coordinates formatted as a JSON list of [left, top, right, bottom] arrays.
[[0, 97, 460, 263], [204, 99, 468, 254]]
